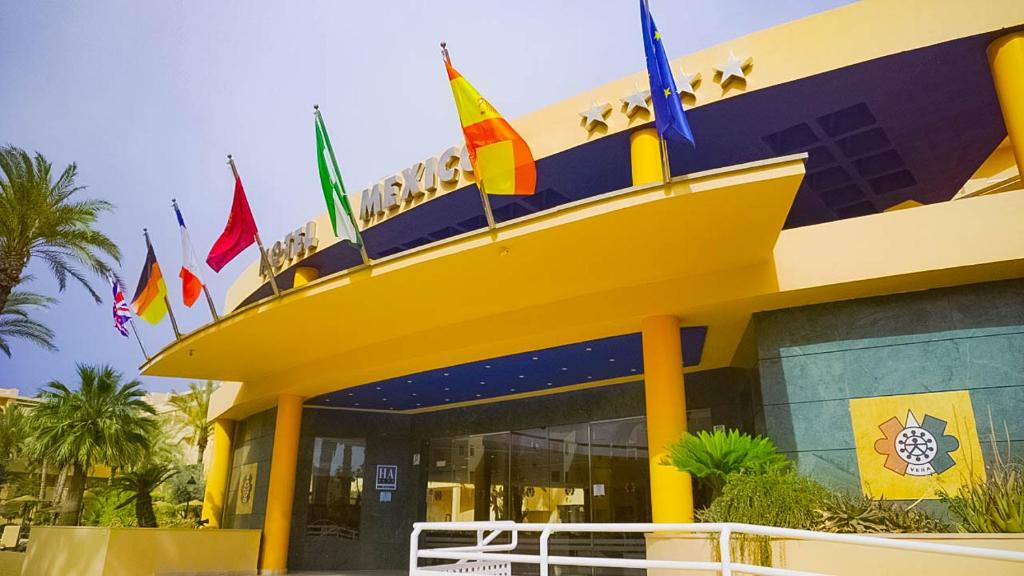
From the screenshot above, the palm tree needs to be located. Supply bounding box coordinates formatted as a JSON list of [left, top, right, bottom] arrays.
[[0, 290, 56, 356], [0, 403, 29, 489], [0, 145, 120, 316], [113, 462, 176, 528], [0, 403, 29, 460], [168, 381, 215, 466], [31, 364, 156, 525]]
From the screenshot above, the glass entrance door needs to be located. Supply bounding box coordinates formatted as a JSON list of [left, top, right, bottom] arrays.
[[425, 417, 651, 524], [427, 432, 510, 522]]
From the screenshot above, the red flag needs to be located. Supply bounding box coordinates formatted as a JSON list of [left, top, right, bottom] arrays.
[[206, 171, 258, 272]]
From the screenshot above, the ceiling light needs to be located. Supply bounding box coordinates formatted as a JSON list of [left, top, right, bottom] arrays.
[[609, 358, 615, 362], [443, 372, 449, 376], [585, 347, 592, 352], [546, 382, 553, 386], [532, 356, 539, 361]]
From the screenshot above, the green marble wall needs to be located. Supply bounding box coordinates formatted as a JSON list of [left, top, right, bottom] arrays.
[[756, 279, 1024, 492]]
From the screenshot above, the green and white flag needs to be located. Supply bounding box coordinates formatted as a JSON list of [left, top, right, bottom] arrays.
[[315, 110, 361, 244]]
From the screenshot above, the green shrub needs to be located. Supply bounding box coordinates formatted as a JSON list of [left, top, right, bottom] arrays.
[[698, 470, 830, 566], [81, 487, 137, 527], [938, 460, 1024, 533], [665, 429, 789, 501], [816, 493, 948, 533]]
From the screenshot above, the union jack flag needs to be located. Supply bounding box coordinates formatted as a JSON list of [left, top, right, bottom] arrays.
[[111, 278, 131, 337]]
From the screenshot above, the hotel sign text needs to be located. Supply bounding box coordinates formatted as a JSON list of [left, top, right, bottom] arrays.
[[359, 145, 473, 224], [259, 221, 319, 280]]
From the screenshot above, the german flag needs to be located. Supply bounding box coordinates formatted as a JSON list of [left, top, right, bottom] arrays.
[[443, 45, 535, 196], [131, 237, 170, 325]]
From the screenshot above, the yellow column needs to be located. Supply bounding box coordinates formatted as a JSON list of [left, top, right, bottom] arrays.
[[989, 32, 1024, 178], [630, 128, 663, 186], [201, 418, 235, 528], [641, 315, 693, 523], [292, 266, 319, 288], [260, 395, 304, 574]]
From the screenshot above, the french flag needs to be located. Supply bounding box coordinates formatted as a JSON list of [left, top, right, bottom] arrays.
[[174, 201, 205, 308]]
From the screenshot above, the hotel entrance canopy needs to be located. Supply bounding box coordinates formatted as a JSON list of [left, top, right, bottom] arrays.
[[142, 155, 805, 414]]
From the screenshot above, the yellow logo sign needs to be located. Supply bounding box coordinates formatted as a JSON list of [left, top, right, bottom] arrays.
[[234, 462, 258, 515], [849, 390, 985, 500]]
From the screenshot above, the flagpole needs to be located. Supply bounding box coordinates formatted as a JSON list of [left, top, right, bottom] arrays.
[[227, 155, 281, 296], [313, 105, 372, 265], [143, 228, 182, 339], [172, 198, 220, 322], [659, 136, 671, 183], [200, 283, 220, 321], [478, 182, 497, 230], [129, 317, 149, 360], [441, 42, 497, 231], [112, 272, 149, 360]]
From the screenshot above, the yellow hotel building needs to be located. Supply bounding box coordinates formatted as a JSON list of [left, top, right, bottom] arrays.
[[140, 1, 1024, 572]]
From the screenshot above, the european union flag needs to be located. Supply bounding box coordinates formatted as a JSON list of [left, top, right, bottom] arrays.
[[640, 0, 694, 145]]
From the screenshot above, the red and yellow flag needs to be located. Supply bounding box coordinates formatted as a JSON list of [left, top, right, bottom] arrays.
[[444, 48, 536, 196]]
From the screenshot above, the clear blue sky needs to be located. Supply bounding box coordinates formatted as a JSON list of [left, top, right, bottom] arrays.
[[1, 0, 850, 395]]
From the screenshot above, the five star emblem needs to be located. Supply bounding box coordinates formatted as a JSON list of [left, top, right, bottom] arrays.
[[579, 101, 612, 131], [678, 68, 701, 98], [714, 51, 752, 87], [620, 89, 651, 118], [582, 54, 753, 132]]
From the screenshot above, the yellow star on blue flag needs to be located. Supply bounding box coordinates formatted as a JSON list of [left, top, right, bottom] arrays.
[[640, 0, 694, 145]]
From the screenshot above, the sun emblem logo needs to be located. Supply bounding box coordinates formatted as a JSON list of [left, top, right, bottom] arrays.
[[874, 411, 959, 477], [240, 472, 254, 504]]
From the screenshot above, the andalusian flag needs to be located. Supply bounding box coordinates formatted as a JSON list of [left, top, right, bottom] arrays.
[[314, 108, 361, 244], [130, 235, 170, 325], [443, 46, 536, 196]]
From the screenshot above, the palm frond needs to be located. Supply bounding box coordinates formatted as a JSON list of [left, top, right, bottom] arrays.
[[0, 289, 56, 356], [0, 145, 120, 315]]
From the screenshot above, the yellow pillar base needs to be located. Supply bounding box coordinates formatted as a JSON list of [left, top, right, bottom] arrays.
[[631, 128, 664, 186], [259, 395, 304, 574], [201, 418, 235, 529], [988, 32, 1024, 179], [292, 266, 319, 288], [641, 315, 694, 523]]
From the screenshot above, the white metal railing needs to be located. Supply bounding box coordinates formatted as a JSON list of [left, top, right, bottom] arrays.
[[409, 521, 1024, 576]]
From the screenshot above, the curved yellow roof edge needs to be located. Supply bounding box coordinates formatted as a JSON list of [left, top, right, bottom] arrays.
[[143, 153, 808, 382], [223, 0, 1024, 310]]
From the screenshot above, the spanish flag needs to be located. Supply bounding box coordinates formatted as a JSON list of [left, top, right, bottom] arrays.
[[131, 235, 170, 325], [443, 45, 535, 196]]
